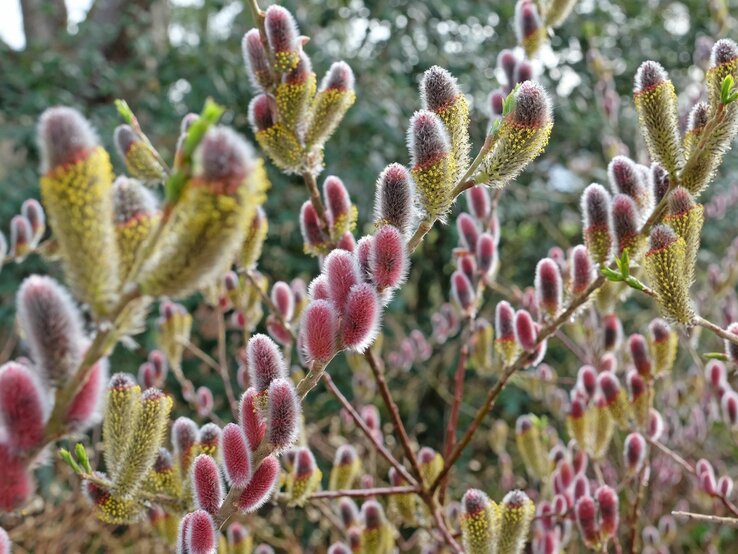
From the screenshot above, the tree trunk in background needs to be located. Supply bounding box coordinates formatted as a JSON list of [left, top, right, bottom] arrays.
[[20, 0, 67, 49]]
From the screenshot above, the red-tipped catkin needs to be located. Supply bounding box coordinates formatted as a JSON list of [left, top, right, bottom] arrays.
[[246, 334, 287, 393], [237, 455, 280, 512], [451, 270, 475, 315], [138, 362, 156, 390], [624, 433, 647, 474], [196, 386, 213, 417], [577, 365, 598, 398], [0, 362, 47, 453], [66, 357, 107, 430], [301, 299, 339, 363], [308, 275, 331, 302], [648, 408, 664, 441], [37, 106, 97, 172], [466, 185, 491, 221], [575, 495, 600, 548], [222, 423, 252, 488], [570, 244, 593, 296], [581, 183, 613, 264], [719, 475, 734, 498], [608, 156, 652, 219], [374, 163, 414, 234], [173, 416, 199, 475], [242, 29, 272, 91], [248, 94, 277, 132], [725, 323, 738, 364], [612, 194, 640, 255], [371, 224, 408, 290], [192, 454, 223, 515], [603, 313, 622, 351], [535, 258, 562, 318], [706, 360, 727, 390], [264, 5, 300, 72], [595, 485, 619, 538], [199, 423, 221, 459], [342, 283, 381, 352], [721, 391, 738, 427], [629, 334, 652, 378], [515, 0, 545, 56], [339, 497, 360, 529], [267, 378, 300, 450], [240, 388, 266, 449], [185, 509, 216, 554], [300, 201, 326, 252], [325, 249, 361, 311], [458, 255, 476, 285], [271, 281, 295, 321], [457, 213, 481, 252], [476, 233, 497, 278], [9, 215, 32, 259], [515, 309, 537, 352], [21, 199, 45, 244], [16, 274, 85, 384]]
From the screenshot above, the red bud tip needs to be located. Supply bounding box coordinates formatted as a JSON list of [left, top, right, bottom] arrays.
[[322, 61, 355, 91], [248, 94, 277, 131], [242, 29, 272, 90], [624, 432, 647, 473], [375, 163, 414, 233], [575, 496, 600, 546], [511, 80, 552, 127], [196, 386, 214, 417], [240, 387, 266, 448], [582, 183, 612, 231], [342, 283, 381, 352], [571, 244, 593, 295], [264, 5, 299, 54], [535, 257, 563, 317], [495, 301, 516, 341], [222, 423, 253, 488], [324, 176, 352, 225], [371, 225, 408, 290], [648, 224, 678, 252], [247, 334, 287, 393], [476, 233, 497, 277], [612, 194, 640, 254], [711, 39, 738, 67], [237, 455, 280, 512], [408, 110, 450, 168], [634, 61, 668, 92], [301, 299, 339, 363], [629, 334, 652, 377], [0, 362, 48, 452], [514, 309, 537, 352], [466, 185, 491, 221], [271, 281, 295, 321], [457, 212, 480, 252], [192, 454, 224, 515], [421, 65, 461, 111], [196, 126, 254, 185], [595, 485, 619, 537], [186, 510, 217, 554], [451, 270, 475, 314], [267, 378, 300, 450]]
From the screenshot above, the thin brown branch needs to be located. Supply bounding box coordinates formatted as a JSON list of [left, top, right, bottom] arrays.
[[309, 486, 418, 499], [364, 348, 424, 482], [322, 373, 418, 486], [694, 315, 738, 347], [672, 511, 738, 527]]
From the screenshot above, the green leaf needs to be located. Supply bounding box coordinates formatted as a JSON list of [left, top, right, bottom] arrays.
[[502, 83, 520, 116], [59, 448, 82, 474], [601, 266, 624, 282], [75, 443, 93, 474], [721, 75, 737, 105], [704, 352, 729, 361], [114, 99, 135, 125]]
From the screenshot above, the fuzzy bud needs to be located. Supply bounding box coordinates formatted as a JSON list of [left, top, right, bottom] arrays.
[[267, 378, 300, 451], [575, 495, 600, 548], [192, 454, 223, 515], [611, 194, 641, 256], [247, 334, 287, 392], [629, 334, 652, 378], [329, 444, 361, 491], [460, 488, 500, 554], [0, 362, 47, 453], [515, 0, 546, 57], [342, 283, 381, 352], [374, 163, 415, 234], [466, 185, 491, 221], [287, 447, 322, 506], [408, 110, 455, 219], [113, 124, 166, 183], [242, 29, 273, 91], [172, 416, 200, 477], [476, 233, 498, 280], [498, 489, 535, 554], [581, 183, 613, 264], [535, 258, 562, 318], [323, 176, 355, 239], [185, 509, 216, 554], [457, 212, 481, 252], [237, 455, 280, 512], [514, 310, 537, 352], [516, 415, 547, 479], [16, 275, 85, 384], [371, 224, 409, 290], [301, 299, 339, 363], [264, 5, 300, 72], [624, 432, 647, 474], [222, 423, 253, 488], [495, 301, 519, 364], [570, 244, 594, 296]]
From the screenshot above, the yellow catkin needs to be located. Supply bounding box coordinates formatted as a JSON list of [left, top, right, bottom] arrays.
[[522, 28, 547, 58], [495, 337, 520, 367], [138, 167, 263, 298], [664, 204, 704, 287], [287, 468, 323, 506], [329, 458, 361, 491], [389, 493, 418, 527], [543, 0, 578, 27], [607, 389, 631, 429], [634, 81, 683, 177], [481, 121, 553, 188], [39, 146, 119, 317], [566, 412, 590, 452], [461, 500, 500, 554], [305, 89, 356, 149], [589, 404, 614, 459], [359, 524, 395, 554], [273, 51, 300, 73], [498, 492, 535, 554], [157, 310, 192, 370], [276, 74, 317, 132], [241, 211, 269, 269], [435, 96, 471, 182], [255, 124, 303, 172], [644, 236, 694, 324], [649, 331, 678, 375], [515, 425, 548, 480], [96, 492, 140, 525], [632, 388, 653, 429], [412, 155, 456, 220], [123, 140, 167, 183], [112, 392, 173, 497], [103, 381, 142, 479], [419, 452, 444, 486], [116, 212, 161, 282], [471, 320, 494, 374]]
